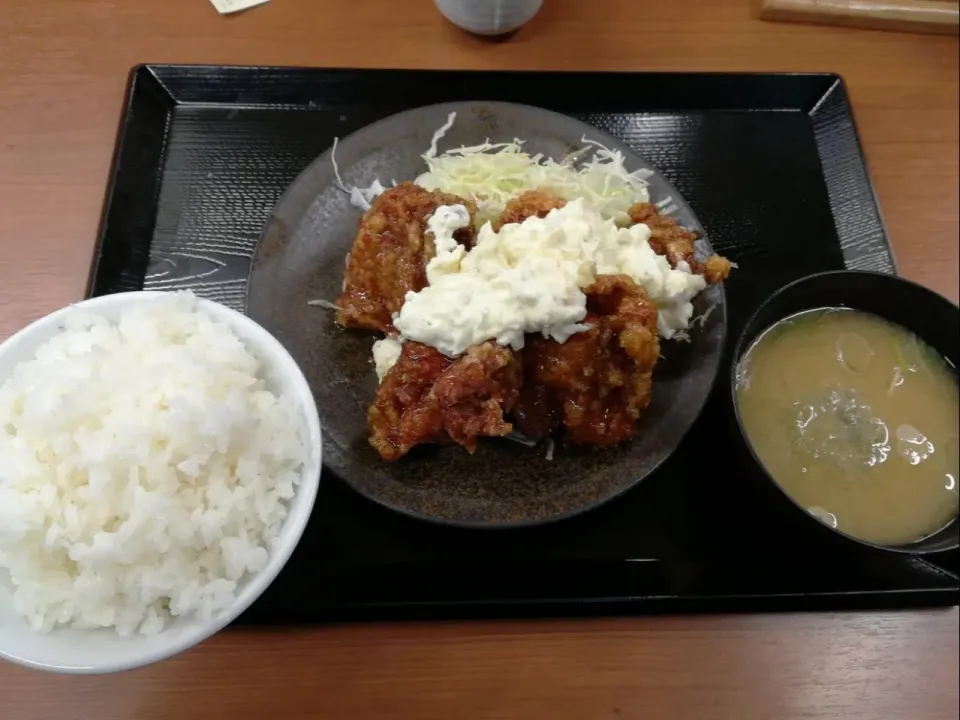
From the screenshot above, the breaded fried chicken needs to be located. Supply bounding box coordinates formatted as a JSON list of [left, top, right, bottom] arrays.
[[367, 342, 452, 461], [431, 342, 523, 452], [336, 183, 477, 332], [368, 341, 522, 461], [515, 275, 660, 447], [627, 202, 732, 285], [493, 190, 567, 231]]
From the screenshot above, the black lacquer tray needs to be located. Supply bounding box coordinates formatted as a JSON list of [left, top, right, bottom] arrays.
[[90, 66, 959, 623]]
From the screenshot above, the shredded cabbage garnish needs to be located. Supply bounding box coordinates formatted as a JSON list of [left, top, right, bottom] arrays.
[[544, 438, 555, 461], [306, 298, 340, 310], [329, 112, 654, 225], [425, 112, 458, 160], [331, 137, 388, 211], [504, 430, 538, 447], [415, 135, 653, 227]]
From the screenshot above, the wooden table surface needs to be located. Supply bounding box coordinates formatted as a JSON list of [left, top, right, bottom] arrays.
[[0, 1, 957, 718]]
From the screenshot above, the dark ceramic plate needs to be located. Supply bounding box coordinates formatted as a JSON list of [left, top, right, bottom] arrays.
[[247, 101, 727, 527]]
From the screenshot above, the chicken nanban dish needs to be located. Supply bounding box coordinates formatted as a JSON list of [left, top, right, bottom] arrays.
[[323, 116, 732, 461]]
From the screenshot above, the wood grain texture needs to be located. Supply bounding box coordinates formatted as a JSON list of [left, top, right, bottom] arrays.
[[759, 0, 960, 35], [1, 613, 959, 720], [0, 1, 957, 718]]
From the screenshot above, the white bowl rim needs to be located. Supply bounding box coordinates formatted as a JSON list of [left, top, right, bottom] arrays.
[[0, 291, 322, 674]]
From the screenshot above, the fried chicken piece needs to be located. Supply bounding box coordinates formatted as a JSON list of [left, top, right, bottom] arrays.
[[702, 254, 734, 285], [368, 342, 452, 461], [512, 359, 562, 441], [627, 202, 732, 285], [431, 342, 523, 452], [336, 183, 477, 332], [493, 190, 567, 231], [368, 341, 522, 461], [514, 275, 660, 448]]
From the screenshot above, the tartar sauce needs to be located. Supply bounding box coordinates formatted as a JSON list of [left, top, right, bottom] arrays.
[[372, 337, 403, 382], [425, 204, 471, 282], [391, 198, 708, 358]]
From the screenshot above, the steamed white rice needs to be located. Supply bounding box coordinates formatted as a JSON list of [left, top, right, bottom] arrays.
[[0, 292, 307, 636]]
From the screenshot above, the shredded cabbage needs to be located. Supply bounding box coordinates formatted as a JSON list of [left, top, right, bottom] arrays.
[[504, 430, 538, 447], [425, 112, 458, 159], [415, 135, 652, 227], [331, 137, 388, 211], [329, 111, 655, 226], [306, 298, 340, 311]]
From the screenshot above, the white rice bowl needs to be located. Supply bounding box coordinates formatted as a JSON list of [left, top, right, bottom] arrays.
[[0, 291, 322, 674]]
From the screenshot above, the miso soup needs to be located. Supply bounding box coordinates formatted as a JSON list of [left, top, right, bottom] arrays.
[[736, 308, 959, 546]]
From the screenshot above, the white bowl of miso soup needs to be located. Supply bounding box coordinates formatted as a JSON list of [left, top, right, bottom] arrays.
[[732, 271, 958, 553]]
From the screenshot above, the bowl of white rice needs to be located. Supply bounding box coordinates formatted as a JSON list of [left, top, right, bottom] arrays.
[[0, 291, 322, 674]]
